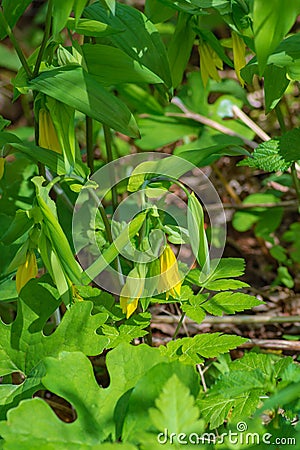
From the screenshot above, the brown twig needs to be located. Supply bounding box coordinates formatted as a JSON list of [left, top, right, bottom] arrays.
[[152, 314, 300, 325]]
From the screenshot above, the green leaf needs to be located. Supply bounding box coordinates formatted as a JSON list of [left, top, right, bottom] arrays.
[[117, 84, 164, 116], [29, 66, 139, 138], [149, 374, 203, 436], [168, 12, 196, 88], [204, 279, 249, 290], [122, 361, 200, 442], [238, 139, 292, 171], [84, 1, 172, 87], [136, 115, 198, 150], [0, 0, 32, 39], [0, 344, 165, 446], [32, 176, 83, 285], [67, 17, 122, 36], [83, 211, 147, 283], [278, 128, 300, 163], [253, 0, 300, 74], [52, 0, 74, 35], [74, 0, 88, 24], [187, 193, 210, 273], [203, 292, 263, 316], [264, 65, 289, 113], [200, 258, 245, 285], [145, 0, 175, 23], [181, 294, 208, 324], [198, 396, 234, 429], [1, 210, 33, 245], [0, 277, 108, 417], [82, 44, 163, 85], [162, 333, 248, 365], [101, 323, 148, 348]]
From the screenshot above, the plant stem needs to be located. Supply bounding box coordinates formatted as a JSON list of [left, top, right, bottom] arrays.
[[33, 0, 53, 78], [103, 124, 118, 211], [291, 163, 300, 210], [103, 124, 118, 212], [276, 103, 300, 210], [172, 311, 186, 340], [275, 103, 287, 134], [86, 116, 94, 174], [0, 8, 32, 78]]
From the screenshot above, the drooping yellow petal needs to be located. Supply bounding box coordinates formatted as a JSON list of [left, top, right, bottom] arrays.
[[39, 108, 62, 154], [16, 250, 38, 293], [199, 42, 223, 87], [120, 267, 145, 318], [159, 246, 182, 299], [232, 31, 246, 86]]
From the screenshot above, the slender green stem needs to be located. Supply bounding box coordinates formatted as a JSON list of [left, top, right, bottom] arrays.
[[291, 163, 300, 210], [275, 103, 287, 134], [172, 311, 186, 340], [0, 8, 32, 78], [150, 175, 190, 197], [86, 116, 94, 174], [33, 0, 53, 78], [276, 103, 300, 210], [103, 124, 118, 212]]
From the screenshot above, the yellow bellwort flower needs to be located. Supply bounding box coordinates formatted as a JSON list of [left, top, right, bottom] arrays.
[[120, 267, 145, 318], [198, 41, 223, 87], [159, 245, 182, 300], [232, 31, 246, 86], [38, 108, 62, 154], [16, 250, 38, 293]]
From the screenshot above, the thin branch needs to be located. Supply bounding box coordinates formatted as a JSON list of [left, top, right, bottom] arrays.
[[0, 8, 32, 78], [168, 97, 258, 149], [207, 199, 297, 211], [231, 105, 270, 142], [153, 314, 300, 325], [33, 0, 53, 78], [240, 339, 300, 352], [103, 124, 118, 212], [86, 116, 94, 174]]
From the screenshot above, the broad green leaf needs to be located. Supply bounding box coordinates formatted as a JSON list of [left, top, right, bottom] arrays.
[[136, 115, 198, 150], [5, 141, 88, 178], [174, 131, 248, 167], [82, 44, 163, 85], [0, 0, 32, 39], [122, 361, 200, 442], [0, 397, 137, 449], [278, 128, 300, 163], [66, 17, 122, 36], [187, 192, 210, 273], [52, 0, 74, 35], [74, 0, 88, 24], [101, 0, 116, 14], [149, 374, 204, 438], [253, 0, 300, 74], [198, 396, 234, 429], [168, 12, 196, 88], [161, 333, 248, 365], [83, 211, 147, 283], [145, 0, 175, 23], [264, 65, 289, 113], [84, 1, 172, 87], [29, 66, 139, 138], [0, 277, 108, 417], [238, 139, 291, 172], [199, 258, 245, 285], [0, 344, 165, 446], [117, 84, 164, 115], [1, 210, 33, 245], [203, 292, 263, 316]]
